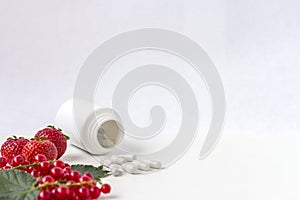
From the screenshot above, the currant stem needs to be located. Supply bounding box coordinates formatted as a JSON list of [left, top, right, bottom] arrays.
[[0, 160, 55, 171], [23, 180, 97, 194]]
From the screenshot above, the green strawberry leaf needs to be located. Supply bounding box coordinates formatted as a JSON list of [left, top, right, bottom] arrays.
[[47, 125, 56, 129], [47, 125, 70, 140], [0, 169, 38, 200], [71, 164, 110, 183], [63, 134, 70, 140]]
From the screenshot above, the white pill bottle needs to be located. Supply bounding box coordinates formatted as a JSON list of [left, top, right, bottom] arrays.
[[55, 99, 124, 154]]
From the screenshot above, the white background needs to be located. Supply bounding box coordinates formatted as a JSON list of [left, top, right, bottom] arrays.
[[1, 0, 300, 199]]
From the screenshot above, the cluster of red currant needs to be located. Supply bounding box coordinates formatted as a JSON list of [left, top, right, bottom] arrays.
[[0, 154, 111, 200]]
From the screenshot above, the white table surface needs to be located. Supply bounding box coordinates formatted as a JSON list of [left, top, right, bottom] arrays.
[[0, 134, 300, 200], [3, 133, 294, 200]]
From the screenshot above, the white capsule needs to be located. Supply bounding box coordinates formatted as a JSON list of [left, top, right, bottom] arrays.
[[122, 163, 139, 174], [139, 163, 151, 171], [116, 156, 128, 165], [119, 154, 137, 161], [132, 160, 139, 165], [109, 164, 122, 170], [143, 160, 162, 169], [109, 164, 123, 176], [111, 168, 123, 176], [110, 155, 118, 163], [132, 160, 151, 171]]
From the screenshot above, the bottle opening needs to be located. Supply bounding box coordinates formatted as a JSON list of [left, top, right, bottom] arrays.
[[97, 120, 123, 148]]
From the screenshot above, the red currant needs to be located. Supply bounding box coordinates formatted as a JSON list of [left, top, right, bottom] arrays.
[[40, 175, 55, 184], [3, 165, 11, 170], [69, 193, 78, 200], [66, 180, 76, 189], [101, 184, 111, 194], [39, 161, 51, 175], [51, 187, 58, 198], [38, 189, 52, 200], [34, 154, 47, 162], [30, 170, 41, 178], [26, 166, 34, 173], [56, 186, 70, 199], [83, 172, 94, 180], [69, 170, 81, 182], [79, 175, 92, 182], [11, 155, 25, 166], [53, 160, 65, 169], [90, 186, 101, 199], [50, 167, 64, 180], [77, 187, 90, 199], [73, 195, 80, 200], [63, 166, 72, 174], [63, 172, 70, 180]]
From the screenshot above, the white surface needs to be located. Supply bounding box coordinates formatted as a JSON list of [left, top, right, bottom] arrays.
[[0, 133, 299, 199], [60, 133, 300, 200], [1, 1, 300, 199]]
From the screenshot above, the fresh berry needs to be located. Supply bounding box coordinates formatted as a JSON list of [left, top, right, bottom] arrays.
[[66, 180, 77, 194], [22, 139, 57, 162], [63, 166, 72, 174], [56, 186, 70, 199], [0, 136, 29, 162], [67, 191, 78, 200], [69, 170, 81, 182], [50, 167, 64, 180], [40, 175, 55, 184], [35, 126, 69, 159], [2, 165, 11, 170], [31, 170, 41, 178], [79, 174, 92, 182], [101, 183, 111, 194], [90, 186, 101, 199], [34, 154, 48, 162], [11, 155, 25, 166], [50, 187, 59, 198], [38, 190, 52, 200], [77, 187, 90, 199], [53, 160, 65, 169], [0, 131, 110, 200], [0, 157, 8, 168], [25, 166, 34, 173], [63, 172, 70, 180], [83, 172, 94, 180], [39, 161, 51, 175]]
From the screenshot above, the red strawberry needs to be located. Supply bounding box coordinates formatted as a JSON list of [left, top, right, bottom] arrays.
[[1, 136, 29, 162], [22, 139, 58, 162], [35, 125, 69, 159]]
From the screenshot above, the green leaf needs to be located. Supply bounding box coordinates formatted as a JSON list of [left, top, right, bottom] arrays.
[[63, 134, 70, 140], [47, 125, 55, 129], [47, 125, 70, 140], [0, 170, 38, 200], [71, 164, 110, 183]]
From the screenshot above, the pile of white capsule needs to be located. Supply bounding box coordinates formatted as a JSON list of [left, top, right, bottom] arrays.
[[100, 154, 162, 176]]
